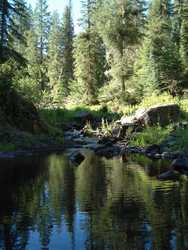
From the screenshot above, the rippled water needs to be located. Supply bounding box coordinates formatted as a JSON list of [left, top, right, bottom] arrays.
[[0, 151, 187, 250]]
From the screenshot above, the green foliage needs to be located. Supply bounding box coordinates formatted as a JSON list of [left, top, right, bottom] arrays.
[[61, 2, 74, 96], [0, 143, 16, 152], [130, 125, 173, 147], [0, 0, 27, 63], [73, 31, 106, 104], [13, 29, 42, 104], [99, 119, 117, 136], [72, 0, 106, 105], [34, 0, 50, 61], [134, 0, 181, 96], [47, 12, 64, 105], [11, 0, 31, 56], [179, 1, 188, 84], [94, 0, 146, 98], [0, 60, 17, 88], [168, 127, 188, 152]]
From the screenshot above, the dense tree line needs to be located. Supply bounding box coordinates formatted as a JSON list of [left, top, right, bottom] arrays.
[[1, 0, 188, 107]]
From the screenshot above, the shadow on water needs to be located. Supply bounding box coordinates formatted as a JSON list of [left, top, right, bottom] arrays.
[[0, 152, 187, 249]]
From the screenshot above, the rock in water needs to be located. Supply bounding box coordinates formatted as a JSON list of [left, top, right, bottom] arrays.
[[171, 157, 188, 172], [145, 144, 161, 155], [158, 170, 180, 181], [69, 152, 85, 166]]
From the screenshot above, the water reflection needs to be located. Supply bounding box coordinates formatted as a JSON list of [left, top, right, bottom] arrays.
[[0, 152, 187, 249]]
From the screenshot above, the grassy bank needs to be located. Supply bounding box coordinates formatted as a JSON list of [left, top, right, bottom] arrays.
[[44, 93, 188, 153], [1, 92, 186, 153], [40, 104, 119, 128]]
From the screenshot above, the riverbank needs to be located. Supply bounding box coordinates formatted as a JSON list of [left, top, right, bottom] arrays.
[[1, 91, 188, 180]]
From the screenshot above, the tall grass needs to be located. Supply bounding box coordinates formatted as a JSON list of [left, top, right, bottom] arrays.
[[130, 125, 173, 147]]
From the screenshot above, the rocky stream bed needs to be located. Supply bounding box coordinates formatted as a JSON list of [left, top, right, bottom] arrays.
[[64, 103, 188, 182]]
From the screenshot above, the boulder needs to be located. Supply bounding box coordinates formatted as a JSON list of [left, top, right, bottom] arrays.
[[120, 115, 138, 126], [121, 104, 180, 128], [69, 152, 85, 166], [171, 156, 188, 172]]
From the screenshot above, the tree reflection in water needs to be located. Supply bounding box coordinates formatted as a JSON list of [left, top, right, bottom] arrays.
[[0, 152, 187, 249]]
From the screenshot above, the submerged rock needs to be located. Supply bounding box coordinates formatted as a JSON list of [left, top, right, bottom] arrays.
[[69, 152, 85, 166]]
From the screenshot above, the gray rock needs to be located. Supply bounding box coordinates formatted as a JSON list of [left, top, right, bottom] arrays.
[[120, 104, 180, 127], [120, 115, 137, 126]]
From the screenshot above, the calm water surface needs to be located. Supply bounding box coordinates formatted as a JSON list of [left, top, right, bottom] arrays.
[[0, 151, 187, 250]]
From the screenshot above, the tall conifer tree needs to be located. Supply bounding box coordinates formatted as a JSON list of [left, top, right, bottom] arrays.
[[33, 0, 50, 90], [179, 1, 188, 83], [94, 0, 146, 99], [0, 0, 27, 62], [73, 0, 106, 104], [134, 0, 181, 95], [61, 0, 74, 96], [48, 11, 64, 104]]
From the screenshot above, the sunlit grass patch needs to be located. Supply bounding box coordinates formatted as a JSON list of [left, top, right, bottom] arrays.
[[130, 125, 173, 147]]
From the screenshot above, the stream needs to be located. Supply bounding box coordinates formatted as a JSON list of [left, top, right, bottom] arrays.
[[0, 150, 187, 250]]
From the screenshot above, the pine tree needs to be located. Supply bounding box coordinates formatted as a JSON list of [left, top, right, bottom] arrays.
[[0, 0, 27, 63], [134, 0, 181, 95], [11, 0, 31, 56], [33, 0, 50, 90], [61, 0, 74, 96], [73, 31, 106, 104], [94, 0, 146, 99], [14, 27, 43, 103], [80, 0, 96, 29], [34, 0, 50, 62], [179, 1, 188, 83], [73, 0, 106, 104], [172, 0, 183, 48], [47, 11, 64, 105]]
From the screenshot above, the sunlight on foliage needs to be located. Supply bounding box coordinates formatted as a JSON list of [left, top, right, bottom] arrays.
[[130, 125, 173, 147]]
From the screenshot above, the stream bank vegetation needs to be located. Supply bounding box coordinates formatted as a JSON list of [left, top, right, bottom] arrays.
[[1, 0, 188, 154]]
